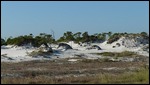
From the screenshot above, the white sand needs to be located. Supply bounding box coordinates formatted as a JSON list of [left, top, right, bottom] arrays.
[[1, 37, 149, 62]]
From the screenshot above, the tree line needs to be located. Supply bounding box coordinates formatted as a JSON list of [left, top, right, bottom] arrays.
[[1, 31, 149, 47]]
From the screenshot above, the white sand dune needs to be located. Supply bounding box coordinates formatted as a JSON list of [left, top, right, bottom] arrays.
[[1, 37, 149, 62]]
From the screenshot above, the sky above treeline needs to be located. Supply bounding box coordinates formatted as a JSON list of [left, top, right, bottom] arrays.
[[1, 1, 149, 39]]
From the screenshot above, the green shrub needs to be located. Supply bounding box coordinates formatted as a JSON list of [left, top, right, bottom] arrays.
[[107, 33, 121, 44]]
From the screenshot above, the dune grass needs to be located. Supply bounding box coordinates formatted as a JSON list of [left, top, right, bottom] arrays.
[[93, 51, 140, 57], [1, 68, 149, 84], [1, 58, 149, 84], [96, 68, 149, 84], [28, 50, 53, 57]]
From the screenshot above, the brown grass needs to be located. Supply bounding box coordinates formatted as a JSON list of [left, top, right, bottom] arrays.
[[1, 68, 149, 84], [1, 58, 149, 84], [92, 51, 142, 57]]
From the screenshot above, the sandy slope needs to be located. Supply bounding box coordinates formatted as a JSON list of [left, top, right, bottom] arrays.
[[1, 37, 149, 62]]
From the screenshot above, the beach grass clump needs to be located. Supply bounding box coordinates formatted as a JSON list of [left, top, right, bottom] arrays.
[[93, 51, 138, 57], [28, 50, 52, 57]]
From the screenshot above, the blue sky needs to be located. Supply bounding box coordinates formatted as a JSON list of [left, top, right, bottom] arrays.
[[1, 1, 149, 39]]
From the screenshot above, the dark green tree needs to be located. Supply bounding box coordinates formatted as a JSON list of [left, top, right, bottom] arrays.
[[1, 38, 5, 46], [73, 32, 82, 43], [82, 32, 90, 42]]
